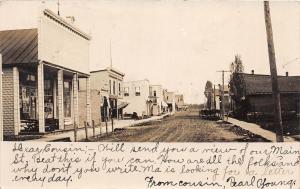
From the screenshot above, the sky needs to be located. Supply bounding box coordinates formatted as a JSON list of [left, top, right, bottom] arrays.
[[0, 0, 299, 104]]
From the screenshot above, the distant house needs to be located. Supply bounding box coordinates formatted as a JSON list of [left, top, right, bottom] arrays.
[[149, 85, 164, 115], [0, 9, 91, 137], [162, 89, 169, 113], [211, 85, 230, 113], [85, 66, 127, 122], [230, 71, 300, 118], [123, 79, 152, 117], [175, 94, 187, 111], [165, 91, 176, 113]]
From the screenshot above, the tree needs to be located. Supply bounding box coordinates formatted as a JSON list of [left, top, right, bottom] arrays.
[[229, 55, 247, 118], [204, 81, 213, 110], [230, 55, 244, 73]]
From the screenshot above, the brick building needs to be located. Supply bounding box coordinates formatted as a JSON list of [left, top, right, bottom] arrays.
[[0, 9, 91, 137]]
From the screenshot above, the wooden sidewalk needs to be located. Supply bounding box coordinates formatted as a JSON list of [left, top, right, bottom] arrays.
[[227, 117, 296, 142]]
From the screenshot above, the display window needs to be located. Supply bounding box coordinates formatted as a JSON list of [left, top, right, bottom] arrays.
[[19, 71, 37, 120], [64, 81, 72, 118], [44, 80, 54, 119]]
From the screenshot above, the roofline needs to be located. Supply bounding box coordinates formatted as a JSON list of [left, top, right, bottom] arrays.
[[0, 28, 37, 33], [90, 69, 107, 73], [238, 72, 300, 78], [109, 67, 125, 77], [43, 9, 91, 40], [91, 66, 125, 76], [247, 91, 300, 96]]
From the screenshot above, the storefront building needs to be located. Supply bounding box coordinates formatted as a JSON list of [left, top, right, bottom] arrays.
[[89, 66, 127, 122], [0, 9, 91, 136], [123, 79, 154, 118]]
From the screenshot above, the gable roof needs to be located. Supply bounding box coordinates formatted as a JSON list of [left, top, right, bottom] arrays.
[[242, 73, 300, 95], [0, 28, 38, 65]]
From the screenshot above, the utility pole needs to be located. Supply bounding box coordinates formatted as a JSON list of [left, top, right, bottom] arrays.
[[109, 39, 113, 67], [217, 70, 230, 121], [264, 1, 284, 142], [57, 0, 60, 16], [213, 84, 216, 110]]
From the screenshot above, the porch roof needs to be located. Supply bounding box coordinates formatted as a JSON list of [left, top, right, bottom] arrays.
[[0, 28, 38, 65]]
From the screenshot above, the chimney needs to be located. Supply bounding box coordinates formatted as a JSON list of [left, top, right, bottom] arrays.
[[251, 70, 254, 75], [286, 72, 289, 77]]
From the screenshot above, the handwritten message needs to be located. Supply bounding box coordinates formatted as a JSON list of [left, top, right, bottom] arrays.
[[1, 142, 299, 189]]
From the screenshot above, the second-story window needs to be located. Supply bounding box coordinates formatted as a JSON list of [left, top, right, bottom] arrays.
[[135, 86, 141, 96], [154, 90, 156, 97], [124, 87, 129, 96], [119, 83, 121, 96], [113, 81, 116, 95]]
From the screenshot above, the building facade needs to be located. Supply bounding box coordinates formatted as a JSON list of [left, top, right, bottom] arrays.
[[175, 94, 187, 111], [211, 85, 230, 112], [230, 72, 300, 118], [0, 9, 91, 136], [149, 85, 164, 115], [165, 91, 176, 113], [123, 79, 153, 117], [88, 66, 126, 121]]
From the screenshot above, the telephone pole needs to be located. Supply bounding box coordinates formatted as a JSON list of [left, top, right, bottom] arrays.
[[217, 70, 230, 121], [264, 1, 284, 142], [57, 0, 60, 16], [213, 84, 216, 110]]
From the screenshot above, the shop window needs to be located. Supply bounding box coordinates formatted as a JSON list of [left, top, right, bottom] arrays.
[[20, 86, 37, 120], [64, 81, 72, 118], [135, 86, 141, 96], [44, 80, 54, 119], [19, 71, 37, 120]]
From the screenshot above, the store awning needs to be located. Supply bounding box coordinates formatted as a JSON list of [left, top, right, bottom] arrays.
[[117, 100, 129, 109], [161, 101, 168, 107]]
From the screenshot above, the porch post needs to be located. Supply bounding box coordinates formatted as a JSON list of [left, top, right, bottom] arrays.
[[73, 73, 79, 127], [37, 63, 45, 133], [53, 79, 57, 119], [57, 69, 64, 130], [86, 77, 91, 125], [0, 54, 2, 141], [13, 67, 20, 135]]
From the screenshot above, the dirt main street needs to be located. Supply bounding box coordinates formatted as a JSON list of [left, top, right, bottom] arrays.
[[92, 110, 268, 142]]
